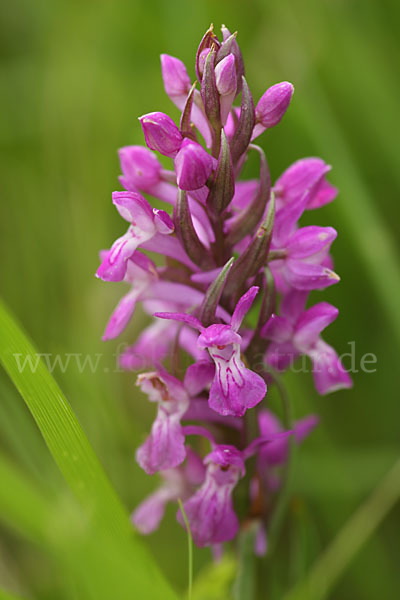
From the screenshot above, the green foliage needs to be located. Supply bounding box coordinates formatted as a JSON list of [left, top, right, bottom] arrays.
[[192, 555, 237, 600], [0, 300, 177, 600]]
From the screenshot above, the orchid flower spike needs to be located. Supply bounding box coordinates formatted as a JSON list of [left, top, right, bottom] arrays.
[[96, 24, 353, 552]]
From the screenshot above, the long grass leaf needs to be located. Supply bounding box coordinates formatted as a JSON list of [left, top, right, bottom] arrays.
[[0, 454, 53, 543], [283, 456, 400, 600], [0, 298, 178, 600]]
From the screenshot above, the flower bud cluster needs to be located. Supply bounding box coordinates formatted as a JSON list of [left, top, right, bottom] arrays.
[[96, 24, 352, 551]]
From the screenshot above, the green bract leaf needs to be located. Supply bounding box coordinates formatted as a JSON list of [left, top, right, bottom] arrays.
[[199, 257, 235, 326]]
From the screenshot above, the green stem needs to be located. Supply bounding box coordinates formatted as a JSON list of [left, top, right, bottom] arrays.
[[210, 214, 227, 266], [178, 499, 193, 600], [233, 522, 259, 600], [264, 365, 296, 556]]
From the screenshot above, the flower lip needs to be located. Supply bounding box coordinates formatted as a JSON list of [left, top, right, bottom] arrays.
[[197, 324, 241, 349], [137, 372, 170, 402], [112, 191, 154, 225]]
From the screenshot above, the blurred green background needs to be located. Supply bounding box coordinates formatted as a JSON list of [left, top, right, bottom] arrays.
[[1, 0, 400, 598]]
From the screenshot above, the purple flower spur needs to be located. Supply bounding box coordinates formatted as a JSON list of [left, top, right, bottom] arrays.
[[97, 24, 352, 552]]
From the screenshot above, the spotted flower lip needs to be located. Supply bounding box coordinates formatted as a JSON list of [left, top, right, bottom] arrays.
[[176, 431, 295, 547], [176, 444, 244, 547], [135, 369, 190, 475], [155, 287, 267, 417]]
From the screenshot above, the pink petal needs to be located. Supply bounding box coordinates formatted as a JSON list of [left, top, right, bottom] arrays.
[[308, 340, 353, 395], [285, 259, 340, 290], [287, 226, 337, 259], [293, 303, 339, 351], [102, 291, 138, 341], [230, 286, 259, 332]]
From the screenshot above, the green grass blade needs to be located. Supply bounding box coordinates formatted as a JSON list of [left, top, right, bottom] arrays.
[[0, 297, 126, 536], [0, 453, 54, 544], [192, 555, 237, 600], [233, 523, 258, 600], [293, 83, 400, 347], [283, 456, 400, 600], [0, 298, 178, 600]]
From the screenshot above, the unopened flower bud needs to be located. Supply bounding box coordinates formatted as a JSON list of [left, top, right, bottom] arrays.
[[198, 48, 211, 79], [215, 54, 237, 96], [174, 139, 213, 191], [255, 82, 294, 128], [160, 54, 191, 97], [215, 54, 237, 125], [139, 112, 183, 157], [118, 145, 161, 192]]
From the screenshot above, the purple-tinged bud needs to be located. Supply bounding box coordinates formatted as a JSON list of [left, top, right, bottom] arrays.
[[196, 25, 220, 81], [139, 112, 183, 157], [198, 49, 211, 79], [160, 54, 191, 97], [118, 146, 161, 192], [255, 82, 294, 130], [215, 54, 237, 96], [174, 139, 213, 191], [201, 50, 221, 132], [220, 25, 245, 95], [215, 54, 237, 125]]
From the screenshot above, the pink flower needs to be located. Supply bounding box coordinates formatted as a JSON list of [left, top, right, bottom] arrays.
[[155, 287, 267, 417], [96, 192, 173, 282], [262, 291, 352, 394], [135, 370, 190, 474]]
